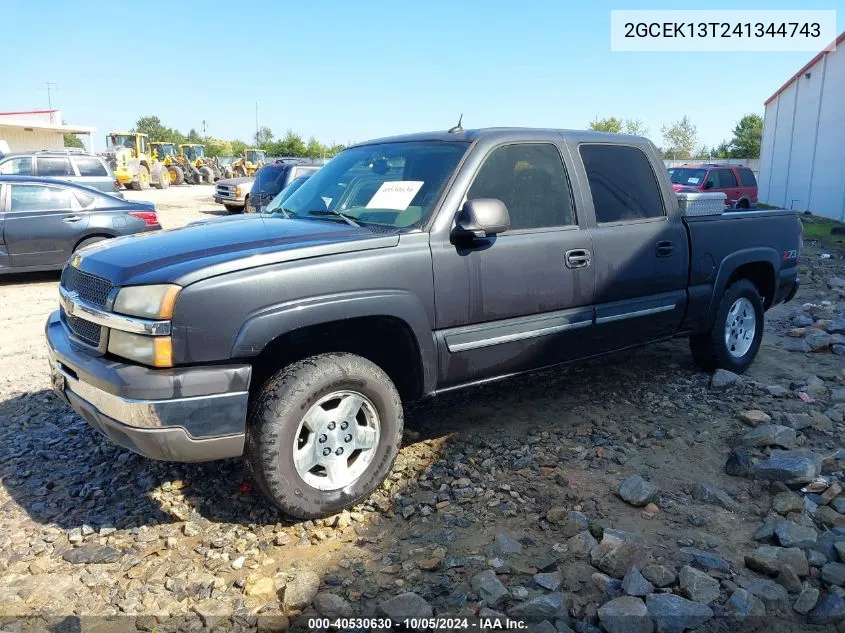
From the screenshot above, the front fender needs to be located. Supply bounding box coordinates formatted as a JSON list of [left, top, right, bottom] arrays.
[[704, 247, 778, 327], [231, 289, 437, 393]]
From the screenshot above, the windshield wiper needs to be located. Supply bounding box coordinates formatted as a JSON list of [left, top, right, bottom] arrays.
[[308, 209, 360, 227]]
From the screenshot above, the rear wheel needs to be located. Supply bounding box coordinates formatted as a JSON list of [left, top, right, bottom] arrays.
[[199, 166, 214, 184], [690, 279, 764, 373], [245, 352, 403, 520], [168, 165, 185, 185], [737, 199, 750, 210]]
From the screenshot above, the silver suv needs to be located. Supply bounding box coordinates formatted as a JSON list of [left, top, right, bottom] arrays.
[[0, 149, 122, 196]]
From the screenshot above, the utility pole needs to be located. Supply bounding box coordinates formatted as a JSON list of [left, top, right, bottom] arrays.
[[255, 102, 259, 145], [202, 120, 207, 136], [46, 82, 57, 122]]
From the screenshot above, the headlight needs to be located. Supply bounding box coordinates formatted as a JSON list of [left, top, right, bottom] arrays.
[[113, 284, 181, 319], [235, 186, 242, 197], [108, 331, 172, 367]]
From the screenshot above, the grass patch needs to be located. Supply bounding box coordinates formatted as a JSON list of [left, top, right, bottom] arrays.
[[802, 218, 844, 240], [755, 202, 779, 210]]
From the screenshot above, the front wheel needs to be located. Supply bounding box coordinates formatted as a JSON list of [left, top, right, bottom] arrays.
[[224, 204, 241, 214], [245, 352, 403, 520], [199, 166, 214, 184], [690, 279, 764, 373]]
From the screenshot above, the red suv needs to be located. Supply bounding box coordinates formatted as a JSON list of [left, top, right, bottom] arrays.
[[667, 164, 758, 209]]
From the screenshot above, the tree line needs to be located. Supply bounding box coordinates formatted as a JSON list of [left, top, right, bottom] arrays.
[[588, 113, 764, 160]]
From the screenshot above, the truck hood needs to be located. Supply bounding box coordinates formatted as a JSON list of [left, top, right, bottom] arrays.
[[73, 215, 398, 287], [216, 176, 253, 187]]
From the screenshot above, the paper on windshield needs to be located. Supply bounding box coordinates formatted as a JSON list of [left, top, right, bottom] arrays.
[[687, 177, 700, 184], [366, 181, 424, 210]]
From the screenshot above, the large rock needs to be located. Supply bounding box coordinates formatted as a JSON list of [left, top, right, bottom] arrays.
[[622, 567, 654, 597], [596, 540, 649, 579], [806, 332, 831, 351], [679, 565, 720, 604], [711, 369, 740, 389], [772, 490, 804, 515], [735, 576, 790, 611], [807, 592, 845, 625], [471, 570, 509, 606], [591, 572, 623, 598], [641, 565, 676, 588], [794, 585, 820, 614], [816, 506, 845, 528], [678, 547, 730, 572], [836, 541, 845, 563], [689, 483, 738, 510], [597, 596, 652, 633], [567, 531, 598, 557], [617, 475, 657, 507], [244, 576, 278, 600], [281, 571, 320, 610], [377, 593, 433, 620], [739, 410, 771, 427], [313, 592, 352, 619], [507, 593, 568, 620], [754, 451, 821, 485], [62, 545, 121, 564], [745, 546, 809, 577], [534, 572, 561, 591], [743, 425, 796, 449], [494, 533, 523, 555], [775, 521, 817, 548], [646, 593, 713, 633], [725, 449, 755, 478], [822, 562, 845, 586], [725, 589, 766, 621]]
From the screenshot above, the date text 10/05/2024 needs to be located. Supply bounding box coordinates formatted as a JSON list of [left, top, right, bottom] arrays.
[[306, 617, 528, 630]]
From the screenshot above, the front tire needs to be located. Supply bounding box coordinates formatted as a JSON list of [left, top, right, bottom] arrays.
[[224, 204, 241, 214], [169, 165, 185, 185], [245, 353, 403, 520], [690, 279, 764, 373], [133, 165, 151, 191], [199, 166, 214, 184]]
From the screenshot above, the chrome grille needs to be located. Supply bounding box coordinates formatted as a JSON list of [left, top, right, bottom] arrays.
[[66, 313, 102, 346], [61, 266, 113, 309]]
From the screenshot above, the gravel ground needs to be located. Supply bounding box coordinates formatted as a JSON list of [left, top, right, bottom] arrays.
[[1, 210, 844, 632]]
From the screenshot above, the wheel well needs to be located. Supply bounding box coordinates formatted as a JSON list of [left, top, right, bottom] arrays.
[[249, 316, 424, 402], [728, 261, 775, 307], [73, 234, 112, 252]]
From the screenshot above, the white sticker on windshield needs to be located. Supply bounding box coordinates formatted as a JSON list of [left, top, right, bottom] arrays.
[[687, 177, 700, 184], [366, 181, 424, 210]]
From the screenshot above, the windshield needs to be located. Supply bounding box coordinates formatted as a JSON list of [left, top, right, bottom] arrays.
[[246, 150, 265, 163], [107, 135, 136, 150], [279, 141, 469, 230], [266, 176, 313, 214], [184, 145, 205, 161], [154, 144, 176, 158], [668, 167, 707, 186], [254, 164, 291, 195]]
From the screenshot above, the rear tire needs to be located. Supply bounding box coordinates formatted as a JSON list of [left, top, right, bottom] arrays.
[[690, 279, 764, 373], [737, 199, 750, 210], [245, 352, 403, 520], [199, 166, 214, 184], [169, 165, 185, 185]]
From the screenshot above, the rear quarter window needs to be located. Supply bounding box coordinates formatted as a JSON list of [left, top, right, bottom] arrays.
[[74, 157, 108, 177], [738, 168, 757, 187], [579, 144, 665, 223]]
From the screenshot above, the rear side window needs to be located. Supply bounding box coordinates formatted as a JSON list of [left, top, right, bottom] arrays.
[[579, 144, 665, 223], [36, 157, 74, 177], [74, 157, 108, 177], [738, 168, 757, 187], [0, 157, 33, 175], [10, 185, 75, 211], [716, 169, 737, 188], [467, 143, 575, 230]]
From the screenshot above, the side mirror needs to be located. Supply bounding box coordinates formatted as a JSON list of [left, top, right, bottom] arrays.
[[454, 198, 510, 239], [704, 181, 714, 189]]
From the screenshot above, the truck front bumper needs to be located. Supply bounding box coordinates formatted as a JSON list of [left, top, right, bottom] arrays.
[[45, 311, 251, 463], [213, 194, 244, 206]]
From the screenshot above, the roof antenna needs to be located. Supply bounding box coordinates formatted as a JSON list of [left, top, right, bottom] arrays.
[[448, 114, 463, 134]]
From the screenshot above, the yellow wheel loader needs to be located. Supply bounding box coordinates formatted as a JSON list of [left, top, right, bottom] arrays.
[[231, 148, 267, 177], [149, 142, 186, 185], [101, 133, 170, 190], [179, 144, 215, 184]]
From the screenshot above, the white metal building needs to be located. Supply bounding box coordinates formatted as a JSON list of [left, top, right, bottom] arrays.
[[759, 32, 845, 220], [0, 109, 96, 153]]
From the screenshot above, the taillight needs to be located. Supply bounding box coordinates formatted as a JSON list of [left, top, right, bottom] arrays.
[[129, 211, 159, 227]]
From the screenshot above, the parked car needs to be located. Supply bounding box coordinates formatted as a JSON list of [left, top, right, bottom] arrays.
[[46, 128, 801, 519], [0, 175, 160, 274], [0, 149, 123, 196], [212, 175, 253, 213], [244, 159, 323, 214], [667, 163, 758, 209]]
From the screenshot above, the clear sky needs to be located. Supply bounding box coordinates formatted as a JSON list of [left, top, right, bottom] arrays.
[[1, 1, 840, 150]]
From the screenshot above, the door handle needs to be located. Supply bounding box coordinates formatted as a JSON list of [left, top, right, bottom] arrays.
[[565, 249, 591, 269], [656, 240, 674, 257], [63, 216, 83, 223]]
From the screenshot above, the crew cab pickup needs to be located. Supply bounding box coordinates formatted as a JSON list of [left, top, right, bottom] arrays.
[[46, 128, 802, 519]]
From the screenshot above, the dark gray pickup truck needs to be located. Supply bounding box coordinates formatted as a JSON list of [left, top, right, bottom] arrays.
[[46, 128, 802, 518]]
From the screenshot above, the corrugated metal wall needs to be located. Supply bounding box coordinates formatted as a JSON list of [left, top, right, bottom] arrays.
[[759, 47, 845, 220], [0, 126, 65, 151]]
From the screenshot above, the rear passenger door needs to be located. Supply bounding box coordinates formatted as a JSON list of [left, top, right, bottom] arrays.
[[5, 183, 88, 268], [715, 168, 741, 207], [575, 143, 688, 350]]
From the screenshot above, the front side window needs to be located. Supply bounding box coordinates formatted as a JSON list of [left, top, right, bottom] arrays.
[[10, 185, 75, 212], [254, 164, 291, 195], [738, 168, 757, 187], [467, 143, 575, 230], [74, 157, 108, 177], [36, 157, 74, 177], [280, 141, 468, 230], [579, 144, 665, 223], [0, 157, 32, 175]]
